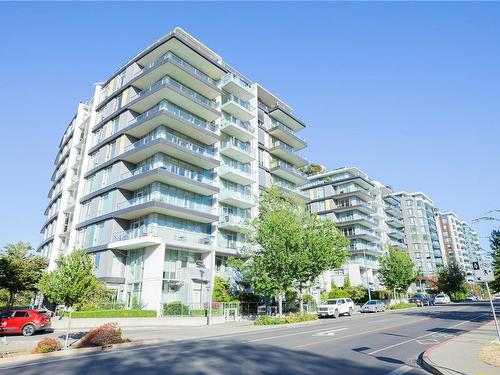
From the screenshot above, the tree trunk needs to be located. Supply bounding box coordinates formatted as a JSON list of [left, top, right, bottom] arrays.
[[278, 294, 283, 317], [299, 283, 304, 314], [7, 290, 15, 307]]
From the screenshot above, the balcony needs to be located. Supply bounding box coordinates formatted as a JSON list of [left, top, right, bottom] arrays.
[[386, 217, 405, 228], [219, 164, 255, 186], [119, 165, 218, 196], [344, 228, 380, 242], [219, 188, 255, 209], [350, 257, 380, 269], [111, 226, 213, 252], [114, 194, 217, 224], [122, 129, 219, 169], [268, 102, 305, 132], [128, 76, 220, 122], [220, 138, 254, 163], [220, 114, 254, 142], [269, 141, 308, 167], [389, 240, 407, 250], [384, 204, 401, 216], [388, 229, 405, 240], [126, 100, 219, 145], [270, 160, 308, 185], [349, 243, 383, 257], [268, 119, 307, 150], [275, 182, 310, 202], [220, 74, 253, 101], [333, 201, 375, 215], [217, 239, 247, 255], [221, 93, 254, 121], [336, 215, 379, 228], [131, 51, 221, 100], [333, 187, 372, 201], [218, 215, 251, 232]]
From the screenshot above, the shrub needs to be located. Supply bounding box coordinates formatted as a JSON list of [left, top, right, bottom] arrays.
[[76, 322, 128, 348], [388, 303, 416, 310], [163, 301, 190, 316], [32, 338, 62, 353], [254, 313, 317, 325]]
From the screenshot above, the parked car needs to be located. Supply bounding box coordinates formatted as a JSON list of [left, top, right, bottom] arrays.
[[409, 295, 431, 307], [317, 298, 355, 318], [434, 293, 451, 304], [361, 300, 386, 313], [466, 295, 478, 302], [0, 309, 51, 336]]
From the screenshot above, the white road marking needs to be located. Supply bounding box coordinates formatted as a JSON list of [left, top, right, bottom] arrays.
[[368, 313, 488, 355], [246, 326, 348, 342], [313, 328, 348, 336], [416, 338, 439, 345], [386, 365, 413, 375]]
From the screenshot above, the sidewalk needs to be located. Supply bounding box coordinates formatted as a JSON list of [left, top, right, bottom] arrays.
[[423, 320, 500, 375]]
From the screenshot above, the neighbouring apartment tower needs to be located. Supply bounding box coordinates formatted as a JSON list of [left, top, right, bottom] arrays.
[[303, 167, 407, 291], [38, 28, 308, 313]]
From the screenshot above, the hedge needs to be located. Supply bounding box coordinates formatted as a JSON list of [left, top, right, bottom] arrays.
[[59, 310, 157, 318], [387, 303, 417, 310], [254, 313, 318, 326]]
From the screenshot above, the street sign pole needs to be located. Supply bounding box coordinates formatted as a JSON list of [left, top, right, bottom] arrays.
[[485, 281, 500, 343]]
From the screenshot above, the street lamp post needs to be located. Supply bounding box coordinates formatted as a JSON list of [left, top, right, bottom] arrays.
[[363, 249, 372, 301]]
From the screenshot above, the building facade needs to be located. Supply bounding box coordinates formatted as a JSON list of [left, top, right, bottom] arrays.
[[304, 167, 407, 291], [38, 28, 308, 313], [394, 192, 445, 291]]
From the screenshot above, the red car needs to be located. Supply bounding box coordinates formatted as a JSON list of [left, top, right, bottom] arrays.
[[0, 309, 52, 336]]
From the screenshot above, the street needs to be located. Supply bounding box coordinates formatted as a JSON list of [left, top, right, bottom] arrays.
[[0, 302, 496, 374]]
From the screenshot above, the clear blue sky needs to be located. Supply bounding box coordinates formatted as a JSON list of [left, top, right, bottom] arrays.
[[0, 2, 498, 252]]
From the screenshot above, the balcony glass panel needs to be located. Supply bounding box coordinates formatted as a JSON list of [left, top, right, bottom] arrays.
[[222, 93, 254, 112]]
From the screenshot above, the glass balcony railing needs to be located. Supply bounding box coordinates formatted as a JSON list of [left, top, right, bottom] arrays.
[[222, 93, 254, 112], [337, 215, 378, 225], [344, 228, 379, 238], [220, 73, 252, 90], [219, 215, 250, 227], [335, 200, 374, 211], [221, 114, 254, 134], [270, 119, 306, 142], [130, 76, 218, 110], [128, 100, 218, 134], [349, 243, 380, 253], [124, 128, 215, 157], [334, 186, 371, 197], [116, 193, 215, 215], [220, 161, 254, 177], [275, 181, 309, 198], [220, 187, 253, 202], [269, 102, 305, 124], [121, 164, 214, 184], [270, 160, 307, 178], [113, 226, 213, 246], [221, 138, 253, 155], [140, 51, 219, 87], [385, 204, 401, 212]]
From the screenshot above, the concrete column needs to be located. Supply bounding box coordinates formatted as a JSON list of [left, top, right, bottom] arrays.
[[141, 243, 165, 315]]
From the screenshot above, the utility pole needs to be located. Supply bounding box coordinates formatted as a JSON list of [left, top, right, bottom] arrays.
[[485, 281, 500, 343]]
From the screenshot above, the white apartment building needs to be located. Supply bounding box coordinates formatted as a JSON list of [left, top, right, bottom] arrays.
[[38, 28, 308, 313], [303, 167, 407, 291]]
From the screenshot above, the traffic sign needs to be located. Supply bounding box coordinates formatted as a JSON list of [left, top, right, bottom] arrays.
[[472, 261, 494, 282]]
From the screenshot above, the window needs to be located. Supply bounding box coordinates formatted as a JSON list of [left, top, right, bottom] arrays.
[[13, 311, 29, 318]]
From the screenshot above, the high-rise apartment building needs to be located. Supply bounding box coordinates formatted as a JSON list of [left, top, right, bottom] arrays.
[[38, 28, 308, 313], [436, 212, 481, 283], [304, 167, 406, 290], [394, 192, 445, 289]]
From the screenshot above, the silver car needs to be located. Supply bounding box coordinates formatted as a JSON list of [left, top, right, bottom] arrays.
[[361, 300, 386, 313]]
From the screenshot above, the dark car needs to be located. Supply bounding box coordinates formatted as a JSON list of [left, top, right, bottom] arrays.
[[0, 309, 51, 336]]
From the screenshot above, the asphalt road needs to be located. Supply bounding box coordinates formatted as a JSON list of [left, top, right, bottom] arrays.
[[0, 302, 497, 375]]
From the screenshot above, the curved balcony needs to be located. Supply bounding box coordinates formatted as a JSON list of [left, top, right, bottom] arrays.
[[386, 217, 405, 228], [219, 188, 255, 209], [126, 100, 219, 145], [336, 215, 379, 229], [344, 228, 380, 242], [220, 114, 254, 142], [218, 215, 251, 232], [268, 119, 307, 150], [119, 165, 218, 196], [220, 138, 254, 163], [220, 74, 253, 101], [221, 93, 254, 121], [128, 76, 220, 122], [384, 204, 401, 216], [348, 243, 383, 257], [269, 160, 308, 185], [219, 164, 255, 186], [333, 187, 372, 201], [114, 194, 217, 224], [122, 129, 219, 169], [269, 141, 307, 167], [131, 51, 221, 100], [388, 229, 405, 240]]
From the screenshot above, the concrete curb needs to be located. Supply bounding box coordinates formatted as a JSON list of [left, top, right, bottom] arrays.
[[0, 339, 161, 366], [420, 319, 495, 375]]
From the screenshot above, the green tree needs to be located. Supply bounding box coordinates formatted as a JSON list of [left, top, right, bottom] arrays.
[[489, 230, 500, 293], [39, 249, 102, 348], [0, 242, 48, 306], [378, 246, 415, 294], [241, 186, 348, 315], [436, 264, 468, 301], [293, 215, 348, 312], [212, 276, 236, 302]]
